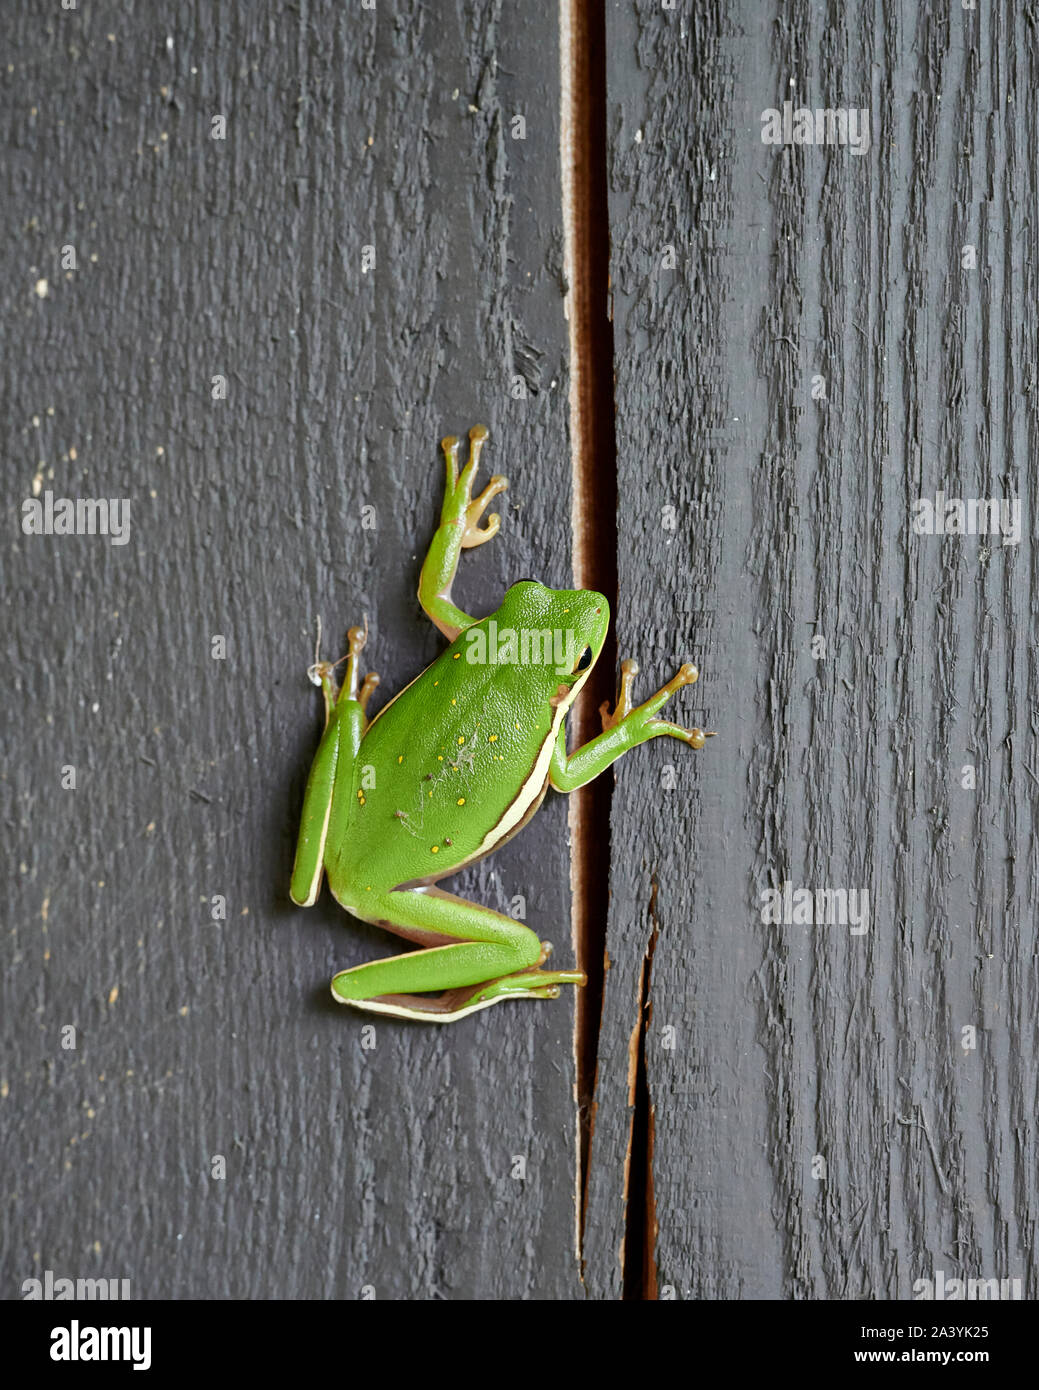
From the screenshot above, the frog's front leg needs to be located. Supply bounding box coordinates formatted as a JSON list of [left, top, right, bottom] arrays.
[[417, 425, 508, 641], [549, 659, 713, 792], [331, 885, 585, 1023], [290, 624, 380, 908]]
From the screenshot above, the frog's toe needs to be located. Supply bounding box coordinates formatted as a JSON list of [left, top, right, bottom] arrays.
[[307, 658, 337, 688], [462, 475, 508, 547], [456, 423, 489, 490], [461, 508, 502, 549], [601, 657, 641, 730], [358, 671, 380, 716], [648, 721, 716, 750]]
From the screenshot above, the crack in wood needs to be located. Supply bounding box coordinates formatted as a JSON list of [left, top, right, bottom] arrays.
[[622, 891, 659, 1300], [561, 0, 619, 1282]]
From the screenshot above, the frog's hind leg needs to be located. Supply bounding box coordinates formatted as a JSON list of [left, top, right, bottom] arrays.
[[331, 885, 585, 1023]]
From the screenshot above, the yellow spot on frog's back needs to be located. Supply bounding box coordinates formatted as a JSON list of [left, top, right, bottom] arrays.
[[434, 680, 439, 686], [437, 755, 444, 761], [514, 721, 521, 730], [398, 754, 403, 763], [488, 734, 498, 743], [457, 797, 465, 806], [451, 698, 457, 705], [453, 652, 461, 659], [457, 736, 465, 745], [431, 845, 439, 853]]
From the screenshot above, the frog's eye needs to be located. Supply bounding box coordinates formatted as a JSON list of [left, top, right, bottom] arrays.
[[573, 645, 593, 673]]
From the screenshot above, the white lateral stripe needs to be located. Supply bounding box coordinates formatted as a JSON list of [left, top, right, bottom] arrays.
[[333, 992, 508, 1023], [471, 668, 591, 860]]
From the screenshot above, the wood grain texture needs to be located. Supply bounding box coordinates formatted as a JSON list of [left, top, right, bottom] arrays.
[[2, 0, 581, 1300], [585, 0, 1039, 1299], [5, 0, 1038, 1305]]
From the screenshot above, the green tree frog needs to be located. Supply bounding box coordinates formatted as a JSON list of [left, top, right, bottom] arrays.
[[290, 426, 712, 1023]]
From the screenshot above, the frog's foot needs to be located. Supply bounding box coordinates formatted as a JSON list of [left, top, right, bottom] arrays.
[[336, 966, 587, 1023], [458, 965, 587, 1011], [599, 658, 641, 731], [308, 621, 380, 721], [601, 659, 714, 750], [441, 425, 509, 550]]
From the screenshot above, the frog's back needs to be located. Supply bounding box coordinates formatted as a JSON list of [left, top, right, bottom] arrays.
[[327, 641, 555, 890]]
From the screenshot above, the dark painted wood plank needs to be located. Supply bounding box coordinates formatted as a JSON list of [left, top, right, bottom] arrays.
[[2, 0, 580, 1299], [587, 0, 1039, 1299]]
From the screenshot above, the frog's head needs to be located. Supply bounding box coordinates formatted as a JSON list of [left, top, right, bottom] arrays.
[[494, 578, 611, 708]]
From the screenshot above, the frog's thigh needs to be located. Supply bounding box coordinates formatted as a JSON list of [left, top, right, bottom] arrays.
[[332, 885, 542, 1002]]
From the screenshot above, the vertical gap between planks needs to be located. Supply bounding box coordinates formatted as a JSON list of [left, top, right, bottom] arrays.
[[559, 0, 622, 1283], [622, 895, 659, 1299]]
